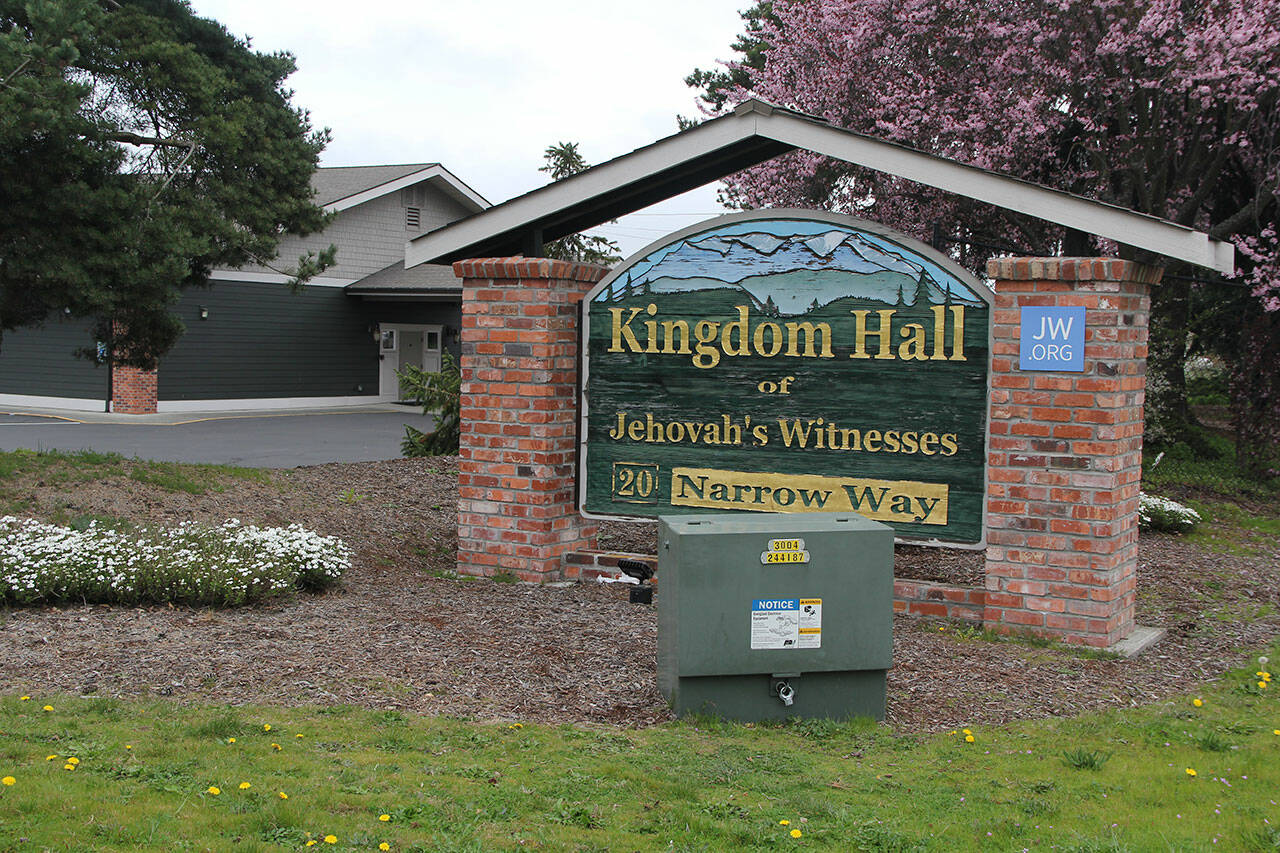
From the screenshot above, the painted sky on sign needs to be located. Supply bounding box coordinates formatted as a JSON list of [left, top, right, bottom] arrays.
[[600, 219, 984, 311]]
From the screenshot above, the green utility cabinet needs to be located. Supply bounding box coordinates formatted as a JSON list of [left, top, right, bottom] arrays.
[[657, 511, 893, 721]]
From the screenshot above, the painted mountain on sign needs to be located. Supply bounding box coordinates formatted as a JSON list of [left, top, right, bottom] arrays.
[[597, 226, 983, 315]]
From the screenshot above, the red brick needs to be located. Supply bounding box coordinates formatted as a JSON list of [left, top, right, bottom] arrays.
[[985, 260, 1152, 649], [456, 260, 603, 582]]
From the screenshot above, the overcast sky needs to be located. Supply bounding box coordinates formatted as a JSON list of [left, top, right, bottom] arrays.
[[188, 0, 750, 258]]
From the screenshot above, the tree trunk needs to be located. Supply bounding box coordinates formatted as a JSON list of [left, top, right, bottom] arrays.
[[1145, 278, 1196, 447], [1230, 306, 1280, 480]]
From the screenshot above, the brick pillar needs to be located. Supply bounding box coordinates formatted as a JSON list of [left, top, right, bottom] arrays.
[[111, 364, 158, 414], [984, 258, 1159, 647], [452, 257, 608, 581]]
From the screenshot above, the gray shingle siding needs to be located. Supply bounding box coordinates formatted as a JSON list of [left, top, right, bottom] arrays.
[[236, 182, 474, 280]]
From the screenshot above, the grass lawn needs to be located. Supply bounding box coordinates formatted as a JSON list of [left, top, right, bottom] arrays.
[[0, 437, 1276, 849], [1, 648, 1276, 851]]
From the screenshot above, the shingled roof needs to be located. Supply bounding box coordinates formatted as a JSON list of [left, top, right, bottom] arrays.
[[313, 163, 489, 214]]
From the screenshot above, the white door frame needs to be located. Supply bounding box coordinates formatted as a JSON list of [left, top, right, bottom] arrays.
[[378, 323, 443, 401]]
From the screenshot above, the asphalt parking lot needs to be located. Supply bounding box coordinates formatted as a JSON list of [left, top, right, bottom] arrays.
[[0, 405, 436, 468]]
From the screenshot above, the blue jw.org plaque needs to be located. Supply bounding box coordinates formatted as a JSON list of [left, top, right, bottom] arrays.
[[1019, 307, 1085, 372]]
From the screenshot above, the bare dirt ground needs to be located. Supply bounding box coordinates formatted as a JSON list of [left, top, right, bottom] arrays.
[[2, 457, 1277, 732]]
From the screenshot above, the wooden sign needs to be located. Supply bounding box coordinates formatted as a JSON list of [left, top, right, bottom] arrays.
[[579, 211, 991, 545]]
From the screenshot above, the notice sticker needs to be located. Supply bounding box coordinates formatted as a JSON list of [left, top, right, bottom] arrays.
[[750, 599, 799, 649], [797, 598, 822, 649]]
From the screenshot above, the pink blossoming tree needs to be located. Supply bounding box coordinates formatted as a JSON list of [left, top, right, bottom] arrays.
[[691, 0, 1279, 476]]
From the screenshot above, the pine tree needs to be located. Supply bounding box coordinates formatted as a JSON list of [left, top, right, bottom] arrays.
[[0, 0, 332, 366], [538, 142, 621, 267]]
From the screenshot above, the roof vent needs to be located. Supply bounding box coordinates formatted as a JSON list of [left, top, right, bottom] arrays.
[[406, 206, 420, 230]]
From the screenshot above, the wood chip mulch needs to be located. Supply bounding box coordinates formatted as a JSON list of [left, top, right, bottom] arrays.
[[1, 457, 1276, 732]]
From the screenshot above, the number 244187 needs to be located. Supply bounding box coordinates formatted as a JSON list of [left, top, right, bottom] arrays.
[[612, 462, 659, 504]]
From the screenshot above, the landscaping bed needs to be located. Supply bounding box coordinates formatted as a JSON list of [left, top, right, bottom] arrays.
[[1, 455, 1277, 732]]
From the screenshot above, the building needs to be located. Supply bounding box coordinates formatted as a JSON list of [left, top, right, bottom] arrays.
[[0, 163, 487, 414]]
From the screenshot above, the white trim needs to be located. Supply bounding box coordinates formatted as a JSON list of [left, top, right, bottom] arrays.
[[326, 165, 490, 215], [757, 112, 1237, 275], [207, 269, 358, 288], [0, 393, 106, 413], [406, 102, 1234, 275], [157, 395, 383, 413], [406, 116, 749, 268]]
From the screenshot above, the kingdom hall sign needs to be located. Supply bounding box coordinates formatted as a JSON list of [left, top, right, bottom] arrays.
[[579, 211, 992, 545]]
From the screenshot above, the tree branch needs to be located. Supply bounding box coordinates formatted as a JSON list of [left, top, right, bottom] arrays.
[[1209, 192, 1276, 239], [1, 58, 32, 87], [107, 131, 195, 149]]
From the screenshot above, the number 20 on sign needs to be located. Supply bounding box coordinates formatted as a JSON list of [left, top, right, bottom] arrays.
[[611, 462, 659, 504]]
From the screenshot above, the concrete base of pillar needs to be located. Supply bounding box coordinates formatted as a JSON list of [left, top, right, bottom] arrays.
[[1108, 624, 1166, 658]]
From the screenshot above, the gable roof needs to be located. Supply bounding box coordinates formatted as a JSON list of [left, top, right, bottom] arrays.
[[315, 163, 490, 214], [405, 100, 1234, 275]]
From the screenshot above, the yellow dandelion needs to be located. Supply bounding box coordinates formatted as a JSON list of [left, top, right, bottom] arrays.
[[45, 754, 57, 761], [963, 728, 972, 735], [66, 757, 79, 766], [238, 782, 251, 790], [271, 743, 282, 751], [790, 828, 803, 838], [41, 705, 53, 712], [965, 735, 976, 743], [63, 763, 75, 770], [207, 786, 221, 795], [1259, 681, 1268, 690], [263, 724, 271, 731], [296, 733, 304, 738], [379, 814, 390, 822], [19, 696, 29, 701], [125, 745, 132, 750], [226, 737, 236, 744], [278, 792, 288, 800], [1186, 768, 1197, 777], [779, 819, 791, 826], [2, 776, 15, 786], [379, 844, 390, 852], [1273, 729, 1280, 736], [306, 842, 317, 848], [1193, 698, 1203, 707], [324, 835, 337, 844]]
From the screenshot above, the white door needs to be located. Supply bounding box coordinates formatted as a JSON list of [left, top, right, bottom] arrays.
[[377, 325, 444, 401], [422, 328, 442, 373], [378, 327, 399, 401]]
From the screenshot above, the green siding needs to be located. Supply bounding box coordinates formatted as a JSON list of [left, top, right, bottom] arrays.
[[160, 282, 458, 400], [0, 315, 108, 400]]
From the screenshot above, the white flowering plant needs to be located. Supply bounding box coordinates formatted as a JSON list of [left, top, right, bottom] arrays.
[[1138, 493, 1202, 534], [0, 517, 349, 606]]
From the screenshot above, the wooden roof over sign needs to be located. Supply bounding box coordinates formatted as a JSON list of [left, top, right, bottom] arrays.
[[405, 100, 1234, 275]]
